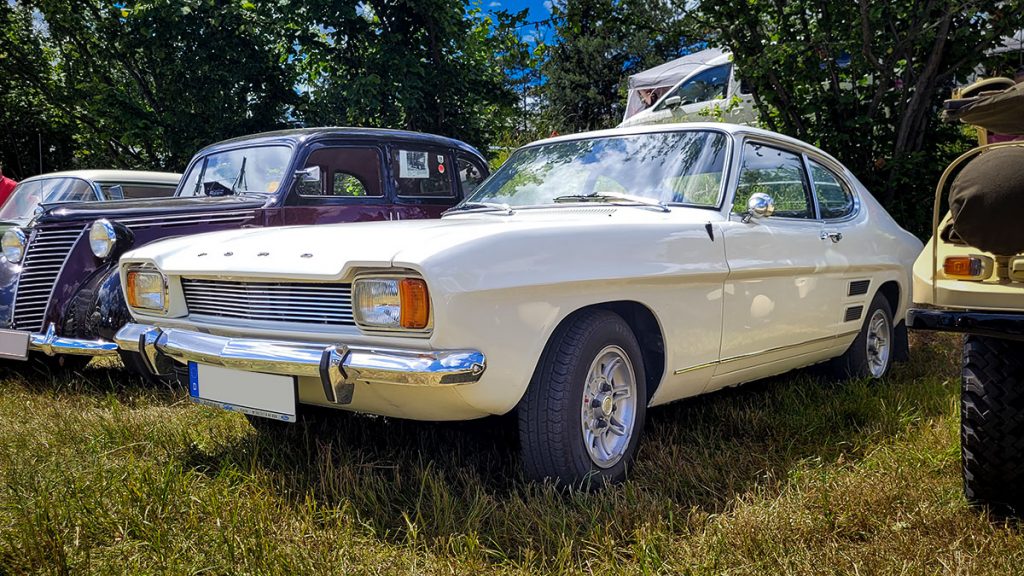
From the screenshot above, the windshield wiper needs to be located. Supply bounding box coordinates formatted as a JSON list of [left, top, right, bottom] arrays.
[[553, 192, 670, 212], [231, 157, 248, 195], [445, 202, 515, 215]]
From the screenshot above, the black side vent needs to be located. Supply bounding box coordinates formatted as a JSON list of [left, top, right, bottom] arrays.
[[844, 306, 864, 322], [848, 280, 870, 296]]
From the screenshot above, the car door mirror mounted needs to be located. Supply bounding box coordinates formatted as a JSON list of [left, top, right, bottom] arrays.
[[662, 95, 682, 109], [743, 192, 775, 223], [294, 166, 322, 195]]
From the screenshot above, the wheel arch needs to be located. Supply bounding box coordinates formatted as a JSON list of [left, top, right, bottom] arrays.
[[538, 300, 667, 405]]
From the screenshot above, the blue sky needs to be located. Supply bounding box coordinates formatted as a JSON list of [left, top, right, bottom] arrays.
[[484, 0, 554, 44]]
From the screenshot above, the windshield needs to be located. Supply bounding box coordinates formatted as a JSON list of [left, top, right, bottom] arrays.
[[0, 177, 98, 220], [176, 145, 291, 197], [465, 131, 728, 208]]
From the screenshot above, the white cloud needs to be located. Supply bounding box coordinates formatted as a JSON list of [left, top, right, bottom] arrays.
[[543, 0, 553, 12], [488, 1, 501, 7]]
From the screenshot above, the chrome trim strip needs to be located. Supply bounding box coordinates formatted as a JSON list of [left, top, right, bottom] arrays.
[[673, 330, 860, 375], [28, 323, 119, 357], [115, 324, 486, 401]]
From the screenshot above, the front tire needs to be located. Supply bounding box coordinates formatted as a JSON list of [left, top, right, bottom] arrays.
[[961, 335, 1024, 514], [833, 292, 894, 379], [518, 309, 647, 487]]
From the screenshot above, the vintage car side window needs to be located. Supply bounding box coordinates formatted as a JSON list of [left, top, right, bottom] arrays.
[[656, 63, 731, 110], [300, 146, 383, 197], [393, 148, 454, 198], [809, 160, 855, 219], [457, 156, 486, 195], [733, 143, 813, 219], [0, 177, 98, 219]]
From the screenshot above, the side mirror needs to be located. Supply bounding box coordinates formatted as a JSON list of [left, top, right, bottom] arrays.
[[662, 95, 682, 109], [743, 192, 775, 223], [294, 165, 322, 195], [106, 185, 125, 200]]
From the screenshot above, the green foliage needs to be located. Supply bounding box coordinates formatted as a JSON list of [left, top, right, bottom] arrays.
[[0, 1, 534, 175], [541, 0, 694, 132], [694, 0, 1024, 236]]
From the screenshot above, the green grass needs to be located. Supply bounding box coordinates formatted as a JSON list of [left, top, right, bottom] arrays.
[[1, 334, 1023, 574]]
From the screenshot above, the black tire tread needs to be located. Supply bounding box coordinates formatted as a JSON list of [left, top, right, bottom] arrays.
[[518, 309, 645, 485], [961, 335, 1024, 513]]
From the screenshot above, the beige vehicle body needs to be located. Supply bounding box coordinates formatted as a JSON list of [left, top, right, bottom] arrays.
[[912, 141, 1024, 313], [115, 124, 921, 423]]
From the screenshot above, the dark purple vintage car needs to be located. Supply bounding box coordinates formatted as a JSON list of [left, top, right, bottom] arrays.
[[0, 127, 488, 375]]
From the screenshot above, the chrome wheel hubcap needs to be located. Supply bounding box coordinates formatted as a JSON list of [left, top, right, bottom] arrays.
[[866, 309, 891, 377], [581, 345, 637, 468]]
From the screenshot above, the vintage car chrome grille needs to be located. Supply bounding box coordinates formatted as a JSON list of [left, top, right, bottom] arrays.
[[12, 225, 86, 332], [119, 210, 257, 230], [181, 278, 355, 326]]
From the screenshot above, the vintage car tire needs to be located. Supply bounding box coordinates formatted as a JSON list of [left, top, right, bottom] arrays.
[[961, 335, 1024, 514], [518, 309, 647, 487], [832, 292, 894, 380]]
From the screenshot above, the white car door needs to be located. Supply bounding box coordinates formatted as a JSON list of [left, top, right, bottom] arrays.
[[711, 140, 842, 391]]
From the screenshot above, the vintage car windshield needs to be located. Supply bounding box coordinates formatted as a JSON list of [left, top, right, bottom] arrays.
[[0, 177, 98, 220], [465, 130, 728, 209], [176, 145, 291, 198]]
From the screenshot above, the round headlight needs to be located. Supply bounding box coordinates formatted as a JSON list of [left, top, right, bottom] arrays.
[[2, 228, 27, 264], [89, 219, 117, 258]]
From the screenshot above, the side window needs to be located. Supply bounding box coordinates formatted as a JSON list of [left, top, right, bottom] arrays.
[[657, 63, 731, 109], [733, 142, 814, 219], [810, 160, 855, 219], [392, 148, 454, 198], [300, 146, 382, 197], [457, 156, 487, 196]]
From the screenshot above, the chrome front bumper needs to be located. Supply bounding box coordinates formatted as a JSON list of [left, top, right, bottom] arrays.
[[28, 323, 120, 357], [114, 323, 487, 405]]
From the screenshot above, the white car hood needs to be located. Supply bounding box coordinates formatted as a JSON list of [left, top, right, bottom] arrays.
[[121, 208, 723, 281]]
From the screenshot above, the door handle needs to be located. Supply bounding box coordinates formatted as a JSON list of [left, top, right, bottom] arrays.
[[820, 230, 843, 243]]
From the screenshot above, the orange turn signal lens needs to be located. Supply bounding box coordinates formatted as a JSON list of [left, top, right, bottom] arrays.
[[399, 278, 430, 329], [943, 255, 992, 280]]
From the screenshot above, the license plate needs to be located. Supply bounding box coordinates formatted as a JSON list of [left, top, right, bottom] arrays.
[[0, 329, 30, 360], [188, 362, 297, 422]]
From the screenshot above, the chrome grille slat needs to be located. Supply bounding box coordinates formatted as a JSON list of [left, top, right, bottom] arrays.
[[121, 210, 255, 229], [182, 278, 355, 326], [12, 225, 84, 331]]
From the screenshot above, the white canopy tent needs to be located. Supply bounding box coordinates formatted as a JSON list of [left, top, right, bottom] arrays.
[[623, 48, 728, 121]]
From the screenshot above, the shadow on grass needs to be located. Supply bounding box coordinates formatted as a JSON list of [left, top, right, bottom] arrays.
[[168, 335, 962, 555], [0, 356, 183, 406]]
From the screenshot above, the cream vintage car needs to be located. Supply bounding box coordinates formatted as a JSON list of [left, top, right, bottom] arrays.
[[114, 124, 922, 486]]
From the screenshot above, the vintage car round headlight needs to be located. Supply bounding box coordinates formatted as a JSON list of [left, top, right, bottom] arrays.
[[353, 277, 430, 330], [89, 219, 118, 258], [1, 228, 27, 264]]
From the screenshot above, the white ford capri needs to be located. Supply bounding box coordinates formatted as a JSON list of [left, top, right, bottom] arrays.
[[115, 123, 922, 486]]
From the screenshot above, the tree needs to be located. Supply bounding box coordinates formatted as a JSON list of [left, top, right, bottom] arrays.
[[541, 0, 693, 132], [694, 0, 1024, 235], [0, 3, 76, 179], [292, 1, 533, 153], [8, 0, 300, 171]]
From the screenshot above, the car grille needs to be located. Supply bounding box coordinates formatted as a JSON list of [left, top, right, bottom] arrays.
[[118, 210, 256, 230], [181, 278, 355, 326], [12, 225, 85, 331]]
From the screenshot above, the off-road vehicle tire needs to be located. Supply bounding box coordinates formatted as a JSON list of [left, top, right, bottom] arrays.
[[518, 309, 646, 487], [832, 292, 894, 379], [961, 335, 1024, 514]]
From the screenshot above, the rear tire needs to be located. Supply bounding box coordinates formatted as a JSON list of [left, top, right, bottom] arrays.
[[518, 309, 646, 487], [832, 292, 894, 379], [961, 335, 1024, 514]]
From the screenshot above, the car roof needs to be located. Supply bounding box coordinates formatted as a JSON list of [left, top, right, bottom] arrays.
[[526, 123, 847, 170], [195, 127, 485, 160], [18, 170, 182, 185]]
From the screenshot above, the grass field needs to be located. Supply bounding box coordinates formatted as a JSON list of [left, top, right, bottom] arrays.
[[1, 333, 1023, 575]]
